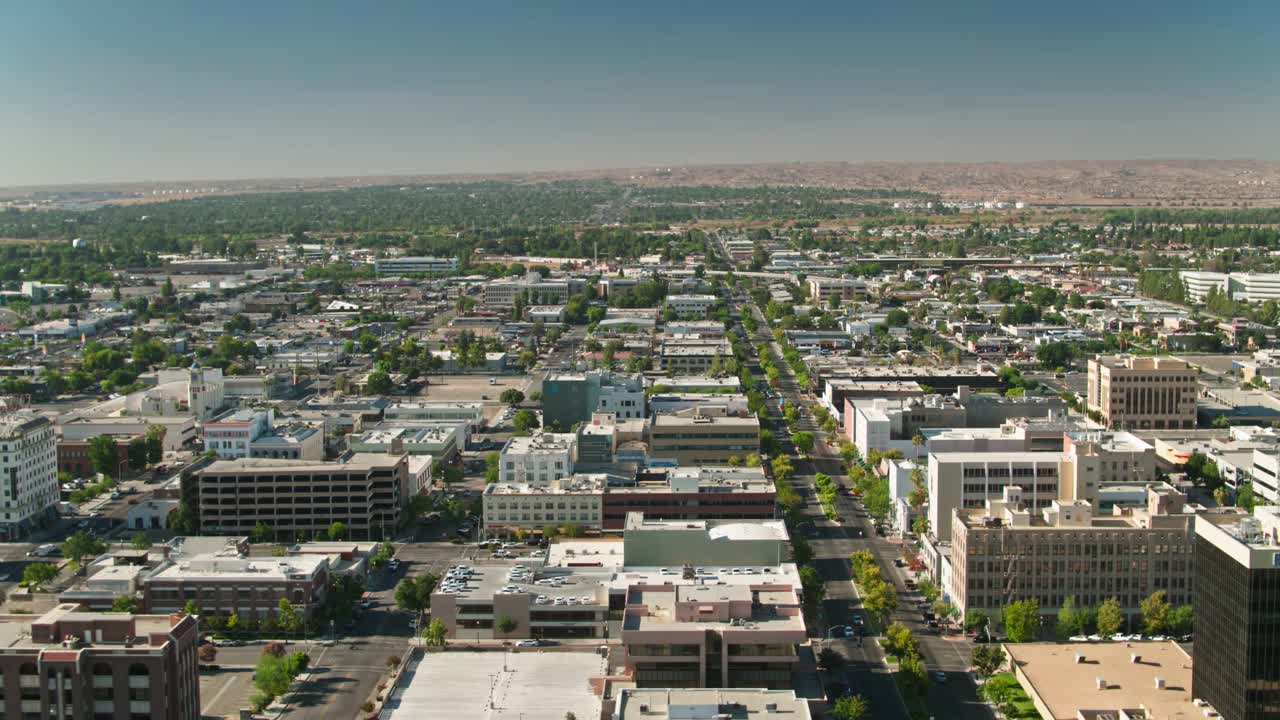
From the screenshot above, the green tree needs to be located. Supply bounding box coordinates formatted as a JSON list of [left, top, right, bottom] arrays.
[[130, 533, 152, 551], [394, 574, 440, 619], [883, 622, 918, 660], [971, 644, 1006, 678], [496, 615, 518, 636], [484, 451, 501, 484], [62, 531, 106, 570], [1056, 595, 1085, 641], [226, 611, 240, 635], [898, 652, 930, 697], [184, 599, 199, 617], [1168, 605, 1194, 636], [1096, 597, 1124, 637], [512, 409, 540, 432], [817, 647, 846, 672], [862, 580, 898, 624], [277, 598, 302, 635], [87, 435, 119, 477], [798, 565, 826, 608], [965, 609, 990, 633], [830, 695, 869, 720], [144, 424, 165, 464], [111, 595, 138, 613], [1139, 590, 1171, 635], [790, 535, 814, 566], [423, 618, 447, 650], [22, 562, 58, 592], [1001, 599, 1042, 643], [251, 521, 272, 543], [791, 431, 814, 455], [127, 437, 149, 471], [366, 370, 392, 395], [499, 388, 525, 405], [327, 521, 348, 541]]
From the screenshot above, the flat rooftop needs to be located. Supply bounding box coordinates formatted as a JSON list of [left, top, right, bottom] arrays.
[[1005, 641, 1197, 720], [615, 688, 812, 720], [201, 452, 401, 474], [384, 649, 605, 720]]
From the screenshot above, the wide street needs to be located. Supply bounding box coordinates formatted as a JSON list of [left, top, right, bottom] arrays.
[[743, 296, 993, 720]]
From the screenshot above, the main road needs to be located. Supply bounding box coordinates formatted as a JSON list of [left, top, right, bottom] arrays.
[[742, 295, 992, 720]]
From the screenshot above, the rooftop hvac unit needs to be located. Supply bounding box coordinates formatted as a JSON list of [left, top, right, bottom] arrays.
[[1096, 677, 1106, 690], [1194, 699, 1209, 707], [1075, 653, 1086, 663], [765, 703, 778, 713], [1155, 676, 1166, 689], [1131, 653, 1141, 663]]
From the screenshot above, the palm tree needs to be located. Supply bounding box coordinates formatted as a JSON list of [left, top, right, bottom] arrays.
[[912, 433, 925, 460]]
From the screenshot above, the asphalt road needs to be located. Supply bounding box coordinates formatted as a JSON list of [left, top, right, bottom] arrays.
[[746, 297, 993, 720]]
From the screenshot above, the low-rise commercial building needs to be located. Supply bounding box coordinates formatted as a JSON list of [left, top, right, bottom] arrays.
[[664, 294, 718, 319], [373, 256, 458, 275], [649, 410, 760, 465], [348, 424, 461, 461], [1005, 641, 1202, 720], [144, 553, 329, 620], [602, 467, 776, 530], [541, 371, 645, 430], [0, 603, 201, 720], [614, 688, 812, 720], [499, 433, 577, 484], [621, 577, 805, 689], [482, 475, 606, 534]]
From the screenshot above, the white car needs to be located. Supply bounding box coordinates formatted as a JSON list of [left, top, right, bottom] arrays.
[[515, 639, 542, 647]]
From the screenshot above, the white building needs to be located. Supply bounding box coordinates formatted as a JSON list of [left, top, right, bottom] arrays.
[[155, 365, 226, 419], [481, 474, 606, 533], [499, 432, 577, 484], [374, 256, 458, 275], [1179, 271, 1229, 303], [0, 413, 58, 539], [665, 294, 718, 318]]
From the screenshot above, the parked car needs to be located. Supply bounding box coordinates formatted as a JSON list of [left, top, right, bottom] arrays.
[[514, 639, 543, 647], [387, 559, 401, 572]]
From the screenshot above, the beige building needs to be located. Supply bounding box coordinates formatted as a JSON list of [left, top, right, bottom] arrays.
[[948, 484, 1195, 619], [1086, 355, 1197, 430], [649, 410, 760, 465], [928, 451, 1081, 542], [197, 452, 420, 540], [1004, 641, 1203, 720], [481, 474, 606, 534]]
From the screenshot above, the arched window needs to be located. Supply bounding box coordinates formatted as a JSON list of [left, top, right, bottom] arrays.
[[127, 663, 150, 719]]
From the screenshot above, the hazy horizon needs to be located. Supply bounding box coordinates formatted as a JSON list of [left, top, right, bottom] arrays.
[[3, 0, 1277, 187]]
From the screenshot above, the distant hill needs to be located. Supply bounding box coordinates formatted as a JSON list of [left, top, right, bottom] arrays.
[[4, 159, 1280, 206]]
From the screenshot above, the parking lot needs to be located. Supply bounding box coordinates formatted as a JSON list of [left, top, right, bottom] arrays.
[[200, 667, 257, 720]]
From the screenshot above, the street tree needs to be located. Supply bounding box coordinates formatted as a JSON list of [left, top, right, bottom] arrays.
[[971, 644, 1007, 678], [1140, 590, 1171, 635], [1096, 597, 1125, 637], [87, 435, 119, 477], [496, 616, 518, 635], [817, 647, 846, 673], [1001, 599, 1042, 643], [22, 563, 58, 592], [62, 531, 106, 570], [499, 389, 525, 405], [830, 695, 870, 720], [423, 618, 447, 650]]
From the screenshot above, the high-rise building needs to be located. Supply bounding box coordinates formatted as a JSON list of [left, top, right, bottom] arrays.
[[1193, 506, 1280, 720], [0, 412, 58, 540], [1086, 355, 1197, 430]]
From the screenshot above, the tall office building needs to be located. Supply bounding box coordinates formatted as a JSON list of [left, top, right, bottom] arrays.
[[1193, 506, 1280, 720], [1086, 355, 1197, 430], [0, 412, 58, 540]]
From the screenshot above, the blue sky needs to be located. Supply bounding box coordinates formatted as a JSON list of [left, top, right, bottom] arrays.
[[1, 0, 1276, 186]]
